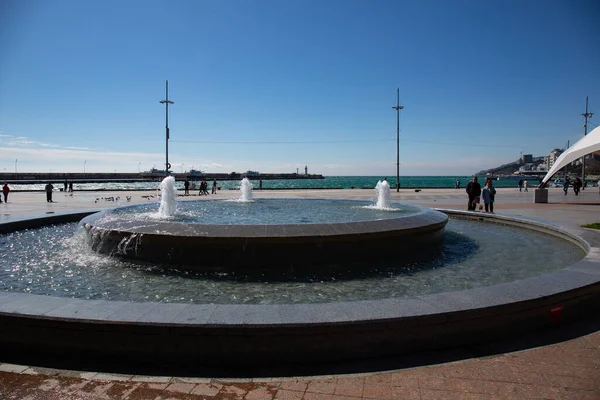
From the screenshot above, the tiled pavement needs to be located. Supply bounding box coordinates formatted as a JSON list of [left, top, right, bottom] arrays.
[[0, 187, 599, 399]]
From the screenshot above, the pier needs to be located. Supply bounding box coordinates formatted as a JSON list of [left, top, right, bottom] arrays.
[[0, 172, 324, 185]]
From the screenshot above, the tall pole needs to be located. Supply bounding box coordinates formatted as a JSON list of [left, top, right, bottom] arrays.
[[160, 80, 174, 177], [581, 96, 593, 188], [392, 88, 404, 192]]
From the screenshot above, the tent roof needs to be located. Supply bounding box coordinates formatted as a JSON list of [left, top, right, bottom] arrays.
[[541, 126, 600, 185]]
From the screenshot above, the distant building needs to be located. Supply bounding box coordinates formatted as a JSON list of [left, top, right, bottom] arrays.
[[522, 154, 533, 163], [548, 149, 563, 170]]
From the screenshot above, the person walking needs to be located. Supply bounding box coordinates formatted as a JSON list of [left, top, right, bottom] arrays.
[[211, 178, 217, 194], [184, 179, 190, 196], [523, 180, 529, 192], [563, 177, 571, 195], [482, 179, 496, 213], [2, 183, 10, 203], [573, 177, 582, 195], [45, 182, 54, 203], [518, 179, 523, 192], [466, 177, 481, 211]]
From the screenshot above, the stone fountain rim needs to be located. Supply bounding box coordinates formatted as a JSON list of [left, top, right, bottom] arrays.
[[0, 208, 598, 327], [80, 199, 448, 238]]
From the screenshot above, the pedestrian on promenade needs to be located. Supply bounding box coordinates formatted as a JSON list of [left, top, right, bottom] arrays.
[[518, 179, 523, 192], [482, 178, 496, 213], [212, 179, 217, 194], [184, 179, 190, 195], [68, 182, 74, 193], [573, 177, 582, 195], [563, 177, 570, 195], [523, 180, 529, 192], [63, 179, 68, 192], [2, 183, 10, 203], [466, 177, 481, 211], [45, 183, 54, 202]]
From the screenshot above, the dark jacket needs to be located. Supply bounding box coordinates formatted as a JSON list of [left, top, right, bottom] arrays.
[[466, 181, 481, 196]]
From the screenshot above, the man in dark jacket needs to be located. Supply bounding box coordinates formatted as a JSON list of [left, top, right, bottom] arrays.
[[466, 177, 481, 211]]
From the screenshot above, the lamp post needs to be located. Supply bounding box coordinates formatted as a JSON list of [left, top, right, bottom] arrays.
[[581, 96, 593, 188], [159, 80, 174, 177], [392, 88, 404, 192]]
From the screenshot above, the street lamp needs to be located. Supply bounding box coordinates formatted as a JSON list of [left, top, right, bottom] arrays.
[[392, 88, 404, 192], [159, 80, 174, 177], [581, 96, 593, 188]]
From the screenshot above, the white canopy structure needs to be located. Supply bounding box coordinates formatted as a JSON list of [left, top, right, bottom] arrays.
[[541, 126, 600, 186]]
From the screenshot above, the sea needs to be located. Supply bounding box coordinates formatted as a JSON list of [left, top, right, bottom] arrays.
[[9, 176, 530, 192]]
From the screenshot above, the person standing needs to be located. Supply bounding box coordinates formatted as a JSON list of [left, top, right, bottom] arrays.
[[212, 178, 217, 194], [2, 183, 10, 203], [482, 179, 496, 213], [45, 182, 54, 203], [518, 179, 523, 192], [184, 179, 190, 195], [523, 180, 529, 192], [466, 177, 481, 211]]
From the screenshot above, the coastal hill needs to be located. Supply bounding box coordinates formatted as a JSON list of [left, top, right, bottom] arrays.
[[474, 157, 545, 177], [475, 155, 600, 178]]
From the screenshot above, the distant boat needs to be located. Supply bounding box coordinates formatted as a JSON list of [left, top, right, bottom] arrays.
[[142, 168, 169, 175], [187, 169, 205, 176]]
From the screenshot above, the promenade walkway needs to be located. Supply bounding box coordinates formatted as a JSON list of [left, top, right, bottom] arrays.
[[0, 186, 599, 399]]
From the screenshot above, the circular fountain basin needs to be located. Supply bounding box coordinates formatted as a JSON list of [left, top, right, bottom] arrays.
[[0, 209, 599, 373], [80, 199, 448, 270]]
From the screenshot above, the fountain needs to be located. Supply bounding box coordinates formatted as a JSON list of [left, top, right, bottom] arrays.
[[239, 177, 253, 201], [0, 177, 597, 373], [80, 178, 448, 269], [158, 175, 177, 217], [374, 179, 392, 209]]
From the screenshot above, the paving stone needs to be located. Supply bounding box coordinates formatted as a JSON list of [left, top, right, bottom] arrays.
[[274, 389, 304, 400], [165, 382, 195, 394], [190, 382, 222, 396]]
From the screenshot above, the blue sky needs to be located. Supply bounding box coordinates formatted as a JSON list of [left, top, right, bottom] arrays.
[[1, 0, 599, 175]]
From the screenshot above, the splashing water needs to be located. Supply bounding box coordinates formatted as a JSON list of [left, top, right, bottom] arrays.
[[375, 180, 392, 209], [239, 178, 254, 202], [158, 176, 178, 217]]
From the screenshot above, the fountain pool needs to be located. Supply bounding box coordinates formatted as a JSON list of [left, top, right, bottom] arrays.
[[0, 180, 598, 372]]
